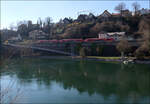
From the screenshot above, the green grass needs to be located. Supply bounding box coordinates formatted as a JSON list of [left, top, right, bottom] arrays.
[[86, 56, 121, 60], [75, 56, 122, 59], [76, 56, 136, 60]]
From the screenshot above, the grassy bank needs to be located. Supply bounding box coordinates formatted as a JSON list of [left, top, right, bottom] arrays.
[[86, 56, 121, 60]]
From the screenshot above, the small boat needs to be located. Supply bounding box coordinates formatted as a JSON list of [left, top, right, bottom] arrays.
[[123, 60, 128, 64]]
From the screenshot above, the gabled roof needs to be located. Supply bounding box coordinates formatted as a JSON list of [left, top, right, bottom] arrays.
[[99, 10, 112, 17]]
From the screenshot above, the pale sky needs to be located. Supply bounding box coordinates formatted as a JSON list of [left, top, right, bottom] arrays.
[[1, 0, 150, 29]]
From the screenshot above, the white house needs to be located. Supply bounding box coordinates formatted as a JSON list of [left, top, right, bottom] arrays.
[[29, 30, 49, 40], [98, 33, 108, 39], [98, 32, 125, 40]]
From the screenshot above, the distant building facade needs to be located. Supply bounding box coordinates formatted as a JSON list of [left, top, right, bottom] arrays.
[[98, 10, 112, 21], [7, 34, 22, 43], [99, 10, 112, 18], [76, 13, 96, 22], [121, 10, 132, 17], [98, 32, 125, 40], [138, 8, 150, 15], [29, 30, 49, 40]]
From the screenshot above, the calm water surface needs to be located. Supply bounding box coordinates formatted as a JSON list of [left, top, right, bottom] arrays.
[[0, 58, 150, 103]]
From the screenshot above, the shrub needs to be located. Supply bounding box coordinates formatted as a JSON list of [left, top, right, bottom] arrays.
[[96, 45, 103, 56], [116, 39, 131, 59], [79, 47, 86, 58]]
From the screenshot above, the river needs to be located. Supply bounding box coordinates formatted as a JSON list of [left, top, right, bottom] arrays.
[[0, 58, 150, 103]]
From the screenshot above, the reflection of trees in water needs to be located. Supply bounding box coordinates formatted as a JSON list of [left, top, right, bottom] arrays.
[[2, 58, 150, 100], [0, 61, 23, 104]]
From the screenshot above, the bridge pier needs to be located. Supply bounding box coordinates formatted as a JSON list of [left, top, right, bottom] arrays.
[[71, 43, 76, 56]]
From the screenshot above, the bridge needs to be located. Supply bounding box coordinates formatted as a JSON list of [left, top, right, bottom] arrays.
[[2, 40, 141, 57], [32, 40, 141, 47], [3, 43, 76, 56]]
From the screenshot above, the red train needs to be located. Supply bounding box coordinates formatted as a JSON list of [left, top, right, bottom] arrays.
[[84, 38, 114, 42], [37, 38, 114, 44]]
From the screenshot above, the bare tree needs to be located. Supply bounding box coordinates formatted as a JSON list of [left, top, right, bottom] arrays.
[[27, 20, 33, 32], [9, 23, 15, 30], [45, 17, 52, 26], [37, 18, 43, 29], [17, 23, 28, 39], [115, 2, 126, 16], [43, 17, 53, 39], [116, 39, 131, 59], [132, 2, 140, 15], [135, 18, 150, 58]]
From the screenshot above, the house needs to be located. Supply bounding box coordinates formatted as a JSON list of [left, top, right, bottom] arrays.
[[98, 32, 125, 40], [62, 18, 73, 24], [112, 13, 120, 17], [138, 8, 150, 15], [99, 10, 112, 18], [107, 32, 125, 40], [76, 13, 96, 22], [88, 13, 96, 19], [112, 10, 132, 17], [77, 14, 88, 22], [88, 13, 96, 21], [77, 14, 90, 22], [121, 10, 132, 17], [29, 30, 49, 40], [98, 33, 108, 39], [97, 10, 112, 21]]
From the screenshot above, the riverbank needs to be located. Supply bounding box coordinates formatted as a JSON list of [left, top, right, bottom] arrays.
[[22, 56, 150, 64]]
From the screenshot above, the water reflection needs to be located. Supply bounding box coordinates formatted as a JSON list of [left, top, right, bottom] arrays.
[[1, 58, 150, 103]]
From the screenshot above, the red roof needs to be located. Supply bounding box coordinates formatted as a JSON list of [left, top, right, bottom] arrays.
[[112, 13, 120, 16]]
